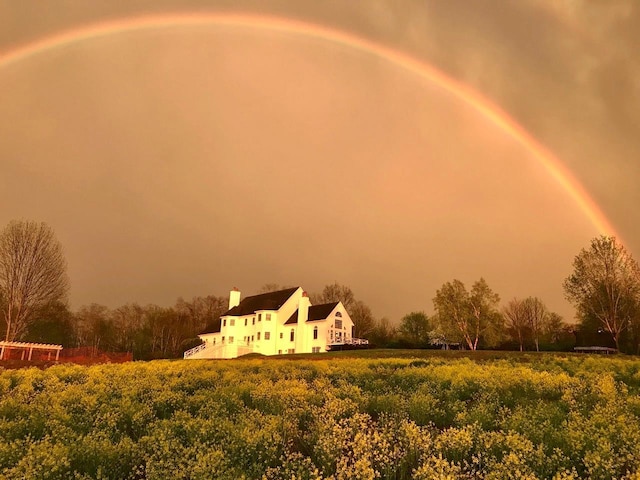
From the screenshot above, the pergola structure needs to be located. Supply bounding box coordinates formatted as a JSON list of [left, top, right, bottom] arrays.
[[0, 341, 63, 361]]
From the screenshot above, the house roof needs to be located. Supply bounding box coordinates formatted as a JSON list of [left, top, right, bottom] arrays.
[[223, 287, 299, 317], [285, 302, 339, 325]]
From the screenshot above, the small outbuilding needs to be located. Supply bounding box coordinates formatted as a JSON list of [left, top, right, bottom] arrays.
[[0, 341, 63, 361]]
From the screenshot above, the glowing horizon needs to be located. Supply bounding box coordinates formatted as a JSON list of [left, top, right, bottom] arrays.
[[0, 12, 619, 240]]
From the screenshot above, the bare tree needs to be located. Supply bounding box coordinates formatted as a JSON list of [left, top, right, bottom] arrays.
[[503, 298, 529, 351], [523, 297, 547, 352], [258, 283, 291, 294], [0, 220, 69, 342], [564, 236, 640, 351], [312, 283, 356, 310], [73, 304, 111, 350], [349, 300, 375, 338]]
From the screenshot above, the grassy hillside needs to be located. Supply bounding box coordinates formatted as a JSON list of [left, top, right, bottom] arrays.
[[1, 351, 640, 479]]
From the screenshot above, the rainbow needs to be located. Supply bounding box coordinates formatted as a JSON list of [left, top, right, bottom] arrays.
[[0, 12, 618, 238]]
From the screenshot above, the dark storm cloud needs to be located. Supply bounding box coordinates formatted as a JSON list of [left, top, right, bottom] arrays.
[[1, 0, 638, 322]]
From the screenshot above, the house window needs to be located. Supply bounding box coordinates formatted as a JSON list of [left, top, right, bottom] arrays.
[[244, 318, 247, 326], [257, 332, 261, 340], [336, 312, 342, 317], [313, 326, 318, 340], [264, 332, 270, 340], [213, 338, 216, 345], [335, 319, 342, 330], [223, 319, 226, 327], [246, 338, 250, 346], [290, 329, 295, 342], [222, 336, 225, 343], [312, 347, 320, 353], [252, 317, 255, 325], [258, 313, 262, 322], [266, 313, 272, 321], [229, 336, 234, 344], [279, 332, 283, 339], [278, 349, 282, 355], [287, 349, 295, 354], [230, 319, 235, 326], [251, 335, 254, 342]]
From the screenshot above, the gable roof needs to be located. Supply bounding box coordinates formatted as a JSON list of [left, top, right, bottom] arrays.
[[223, 287, 299, 317], [285, 302, 339, 325]]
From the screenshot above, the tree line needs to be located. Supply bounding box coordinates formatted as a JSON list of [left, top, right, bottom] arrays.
[[2, 220, 640, 357]]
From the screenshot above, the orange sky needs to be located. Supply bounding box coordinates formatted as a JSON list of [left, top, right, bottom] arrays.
[[1, 0, 639, 323]]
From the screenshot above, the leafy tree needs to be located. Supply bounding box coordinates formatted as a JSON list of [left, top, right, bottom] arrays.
[[542, 312, 574, 350], [544, 312, 565, 344], [433, 278, 502, 350], [23, 301, 74, 346], [564, 236, 640, 351], [368, 317, 397, 347], [398, 311, 431, 347], [0, 220, 69, 341]]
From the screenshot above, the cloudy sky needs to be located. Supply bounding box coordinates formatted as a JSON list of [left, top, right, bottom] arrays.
[[1, 0, 638, 322]]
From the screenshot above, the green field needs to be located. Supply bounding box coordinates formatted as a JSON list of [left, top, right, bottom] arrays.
[[1, 351, 640, 479]]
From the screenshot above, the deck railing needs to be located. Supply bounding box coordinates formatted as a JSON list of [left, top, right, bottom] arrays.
[[343, 338, 369, 345], [183, 343, 207, 359]]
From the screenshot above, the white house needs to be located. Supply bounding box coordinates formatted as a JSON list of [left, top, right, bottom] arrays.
[[184, 287, 367, 359]]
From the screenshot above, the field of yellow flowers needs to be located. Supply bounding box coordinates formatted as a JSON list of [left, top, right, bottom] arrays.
[[1, 351, 640, 479]]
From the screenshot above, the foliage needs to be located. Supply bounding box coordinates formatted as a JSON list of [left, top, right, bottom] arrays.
[[433, 278, 503, 350], [398, 312, 431, 347], [565, 236, 640, 351], [23, 301, 75, 347], [367, 317, 397, 348], [2, 352, 640, 479]]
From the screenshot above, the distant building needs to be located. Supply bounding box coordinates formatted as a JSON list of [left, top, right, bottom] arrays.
[[184, 287, 367, 359]]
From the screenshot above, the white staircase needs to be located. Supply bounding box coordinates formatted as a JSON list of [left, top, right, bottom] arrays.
[[183, 342, 255, 359]]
